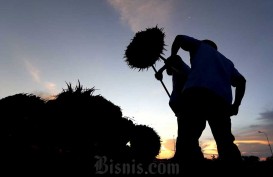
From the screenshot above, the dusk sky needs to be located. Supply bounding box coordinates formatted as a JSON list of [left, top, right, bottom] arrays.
[[1, 0, 273, 160]]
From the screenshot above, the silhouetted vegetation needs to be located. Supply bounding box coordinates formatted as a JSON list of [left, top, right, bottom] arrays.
[[130, 124, 161, 164], [1, 93, 46, 175], [0, 81, 161, 176], [242, 155, 260, 162], [266, 156, 273, 161]]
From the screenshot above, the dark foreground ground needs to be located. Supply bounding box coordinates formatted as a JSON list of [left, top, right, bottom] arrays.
[[3, 159, 272, 177], [93, 159, 273, 177]]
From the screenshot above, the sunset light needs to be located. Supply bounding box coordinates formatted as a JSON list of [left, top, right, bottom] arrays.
[[1, 0, 273, 175]]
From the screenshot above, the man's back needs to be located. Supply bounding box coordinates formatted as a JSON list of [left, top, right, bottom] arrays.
[[184, 43, 237, 104]]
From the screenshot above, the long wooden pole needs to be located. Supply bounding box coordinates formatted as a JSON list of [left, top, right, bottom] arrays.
[[152, 65, 170, 98]]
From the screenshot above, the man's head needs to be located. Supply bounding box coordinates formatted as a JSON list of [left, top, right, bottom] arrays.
[[202, 39, 218, 50]]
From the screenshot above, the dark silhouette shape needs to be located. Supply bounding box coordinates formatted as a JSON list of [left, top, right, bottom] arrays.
[[130, 124, 161, 165], [0, 93, 46, 175], [155, 55, 190, 116], [125, 26, 166, 70], [0, 81, 162, 176], [155, 55, 191, 162], [201, 39, 218, 50], [44, 81, 131, 175], [169, 35, 246, 164], [124, 26, 171, 97], [242, 155, 260, 163], [266, 156, 273, 161]]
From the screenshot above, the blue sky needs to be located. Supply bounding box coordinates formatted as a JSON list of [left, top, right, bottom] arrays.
[[1, 0, 273, 159]]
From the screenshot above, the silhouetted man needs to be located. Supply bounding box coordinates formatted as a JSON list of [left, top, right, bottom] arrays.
[[155, 55, 190, 160], [169, 35, 246, 163], [155, 55, 190, 116]]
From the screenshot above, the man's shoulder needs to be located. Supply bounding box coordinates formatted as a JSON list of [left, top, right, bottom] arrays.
[[215, 51, 235, 66]]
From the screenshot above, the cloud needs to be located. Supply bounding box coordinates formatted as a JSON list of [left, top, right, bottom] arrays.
[[235, 108, 273, 142], [44, 82, 57, 94], [237, 141, 272, 159], [24, 59, 57, 97], [255, 109, 273, 144], [258, 109, 273, 123], [25, 60, 41, 83], [108, 0, 174, 32], [229, 116, 273, 159]]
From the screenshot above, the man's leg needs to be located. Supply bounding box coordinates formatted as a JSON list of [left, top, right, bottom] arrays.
[[176, 116, 206, 162], [207, 94, 242, 162], [208, 116, 241, 162], [175, 90, 207, 163]]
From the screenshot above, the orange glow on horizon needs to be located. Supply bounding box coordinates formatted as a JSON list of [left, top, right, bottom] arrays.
[[157, 150, 174, 159], [235, 140, 271, 145], [157, 139, 218, 159], [202, 140, 218, 159], [157, 139, 271, 160], [157, 144, 174, 159]]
